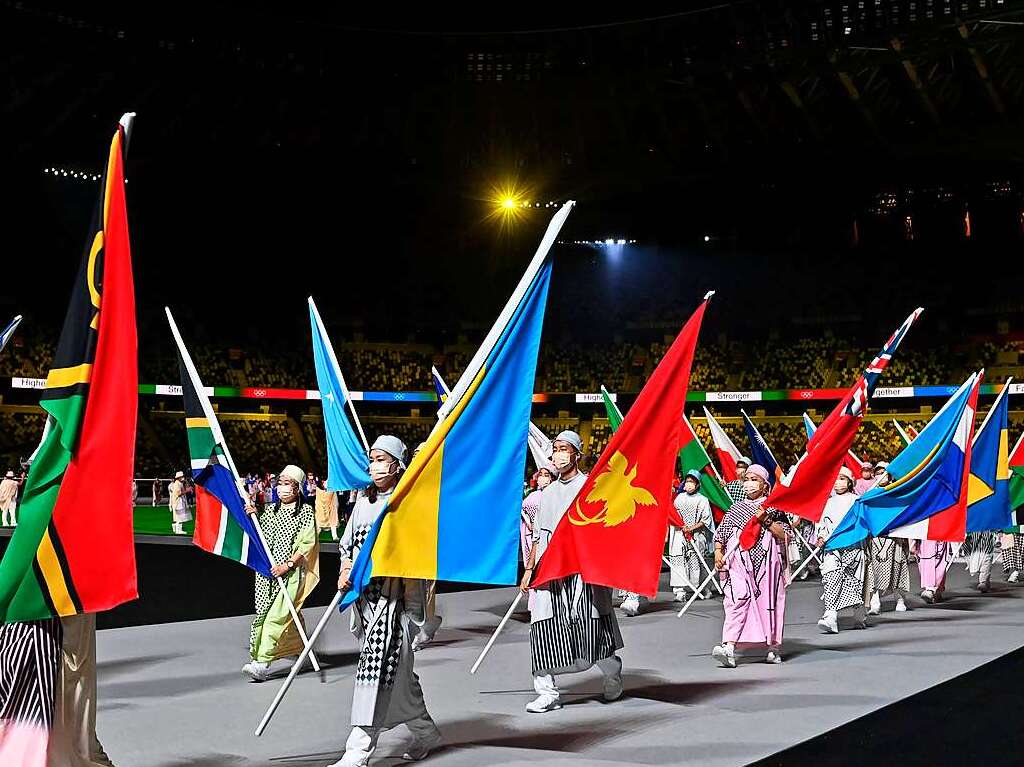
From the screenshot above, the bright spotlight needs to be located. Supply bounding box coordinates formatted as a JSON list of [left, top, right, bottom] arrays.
[[502, 198, 517, 209], [616, 239, 626, 245], [703, 235, 711, 242]]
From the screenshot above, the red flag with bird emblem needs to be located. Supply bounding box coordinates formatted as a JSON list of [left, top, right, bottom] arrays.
[[531, 293, 713, 597]]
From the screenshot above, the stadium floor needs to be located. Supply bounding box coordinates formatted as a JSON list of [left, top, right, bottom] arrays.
[[93, 565, 1024, 767]]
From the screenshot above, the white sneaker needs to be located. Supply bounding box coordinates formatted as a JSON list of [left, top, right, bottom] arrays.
[[817, 613, 839, 634], [765, 649, 783, 664], [712, 644, 736, 668], [672, 591, 688, 603], [868, 591, 882, 616], [698, 589, 710, 600], [921, 589, 935, 604], [1010, 570, 1020, 583], [525, 694, 562, 713], [402, 729, 442, 761], [242, 661, 271, 682], [621, 598, 640, 617], [895, 597, 908, 612], [602, 669, 624, 702]]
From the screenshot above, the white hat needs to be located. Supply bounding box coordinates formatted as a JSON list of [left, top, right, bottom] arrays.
[[4, 471, 13, 479], [174, 470, 185, 480], [737, 456, 752, 468], [553, 430, 583, 455], [279, 464, 305, 486], [371, 435, 408, 469]]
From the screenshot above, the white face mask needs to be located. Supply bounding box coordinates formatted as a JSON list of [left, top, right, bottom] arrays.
[[551, 451, 572, 471], [743, 479, 763, 499], [536, 474, 552, 489], [369, 461, 397, 483], [277, 483, 297, 503], [834, 480, 849, 495]]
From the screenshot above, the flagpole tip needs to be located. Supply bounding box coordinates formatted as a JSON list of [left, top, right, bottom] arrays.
[[703, 290, 715, 301]]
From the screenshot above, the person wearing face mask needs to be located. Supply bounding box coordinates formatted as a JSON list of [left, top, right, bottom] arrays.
[[669, 470, 714, 601], [815, 467, 868, 634], [243, 464, 320, 682], [855, 462, 876, 496], [330, 435, 440, 767], [519, 430, 624, 714], [520, 465, 555, 613], [865, 462, 911, 614], [723, 456, 753, 505], [711, 464, 791, 667]]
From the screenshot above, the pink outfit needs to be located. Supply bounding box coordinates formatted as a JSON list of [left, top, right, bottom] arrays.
[[855, 478, 876, 496], [917, 539, 952, 592], [720, 528, 787, 647]]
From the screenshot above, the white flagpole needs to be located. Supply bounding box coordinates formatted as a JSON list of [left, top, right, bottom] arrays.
[[787, 544, 824, 585], [167, 307, 322, 676], [438, 201, 574, 422], [683, 414, 725, 485], [469, 591, 524, 674], [662, 555, 696, 592], [688, 535, 725, 594], [256, 590, 343, 736], [309, 296, 370, 452], [792, 527, 824, 564], [677, 570, 718, 617], [0, 315, 23, 354]]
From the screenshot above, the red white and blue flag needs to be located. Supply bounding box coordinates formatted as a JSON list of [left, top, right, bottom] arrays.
[[769, 308, 924, 522]]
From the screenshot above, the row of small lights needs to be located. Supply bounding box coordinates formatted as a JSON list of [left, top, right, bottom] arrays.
[[505, 200, 563, 209], [43, 167, 100, 181], [561, 238, 637, 246]]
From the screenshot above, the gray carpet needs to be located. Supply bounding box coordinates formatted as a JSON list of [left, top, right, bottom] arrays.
[[93, 565, 1024, 766]]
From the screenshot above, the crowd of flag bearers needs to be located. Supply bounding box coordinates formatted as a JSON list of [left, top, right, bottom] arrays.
[[3, 121, 1024, 767]]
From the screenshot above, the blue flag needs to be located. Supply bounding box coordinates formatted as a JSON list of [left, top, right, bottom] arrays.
[[431, 366, 450, 415], [827, 373, 980, 549], [966, 380, 1012, 533], [801, 412, 816, 442], [742, 409, 782, 485], [309, 298, 371, 491]]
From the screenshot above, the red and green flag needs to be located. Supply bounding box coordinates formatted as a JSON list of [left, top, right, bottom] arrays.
[[0, 114, 138, 623], [533, 292, 713, 597], [679, 415, 733, 522]]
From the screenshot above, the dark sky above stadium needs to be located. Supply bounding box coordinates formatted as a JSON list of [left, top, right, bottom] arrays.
[[3, 1, 1024, 346]]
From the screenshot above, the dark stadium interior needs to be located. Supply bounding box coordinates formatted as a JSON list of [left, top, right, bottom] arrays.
[[4, 2, 1024, 765]]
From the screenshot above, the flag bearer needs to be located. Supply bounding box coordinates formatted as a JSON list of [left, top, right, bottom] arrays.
[[1001, 531, 1023, 583], [711, 464, 791, 667], [669, 470, 714, 601], [723, 456, 752, 504], [961, 531, 995, 593], [243, 464, 320, 682], [815, 467, 868, 634], [519, 430, 624, 713], [866, 463, 911, 614], [331, 436, 440, 767], [914, 538, 954, 604]]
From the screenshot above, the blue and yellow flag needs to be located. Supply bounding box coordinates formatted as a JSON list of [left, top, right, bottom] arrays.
[[966, 379, 1012, 533], [341, 202, 572, 608]]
